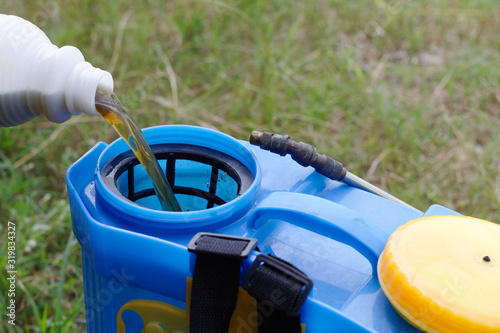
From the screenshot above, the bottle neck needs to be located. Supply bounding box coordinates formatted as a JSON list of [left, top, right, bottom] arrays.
[[65, 62, 113, 116], [27, 45, 113, 122]]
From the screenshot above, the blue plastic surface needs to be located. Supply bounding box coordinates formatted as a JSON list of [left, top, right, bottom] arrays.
[[66, 125, 455, 332]]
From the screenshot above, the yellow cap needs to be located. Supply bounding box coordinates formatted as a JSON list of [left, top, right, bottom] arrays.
[[378, 215, 500, 332]]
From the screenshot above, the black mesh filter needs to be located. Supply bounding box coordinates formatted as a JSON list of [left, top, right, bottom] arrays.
[[101, 144, 255, 211]]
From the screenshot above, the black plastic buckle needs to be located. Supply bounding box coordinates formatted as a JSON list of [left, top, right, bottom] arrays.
[[242, 254, 313, 316], [188, 232, 258, 259]]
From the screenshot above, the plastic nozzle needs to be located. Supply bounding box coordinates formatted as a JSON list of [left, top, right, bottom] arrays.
[[249, 131, 347, 181]]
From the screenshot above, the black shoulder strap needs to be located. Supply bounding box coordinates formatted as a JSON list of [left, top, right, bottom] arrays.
[[188, 233, 258, 333], [242, 254, 313, 333], [188, 234, 312, 333]]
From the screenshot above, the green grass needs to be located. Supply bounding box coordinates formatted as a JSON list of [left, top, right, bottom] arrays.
[[1, 0, 500, 331]]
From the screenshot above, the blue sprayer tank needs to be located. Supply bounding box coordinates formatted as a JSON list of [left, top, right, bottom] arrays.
[[66, 125, 460, 332]]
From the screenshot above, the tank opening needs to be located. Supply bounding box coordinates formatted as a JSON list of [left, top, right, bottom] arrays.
[[101, 143, 255, 211]]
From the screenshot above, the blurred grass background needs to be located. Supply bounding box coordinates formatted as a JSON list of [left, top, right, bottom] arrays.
[[1, 0, 500, 331]]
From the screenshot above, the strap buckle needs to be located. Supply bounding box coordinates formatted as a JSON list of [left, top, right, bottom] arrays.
[[242, 254, 313, 316], [188, 232, 258, 259]]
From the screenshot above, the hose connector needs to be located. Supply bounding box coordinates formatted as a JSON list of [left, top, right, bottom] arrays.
[[250, 131, 346, 181]]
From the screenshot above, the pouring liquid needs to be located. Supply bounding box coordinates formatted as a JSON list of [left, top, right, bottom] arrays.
[[95, 89, 181, 212]]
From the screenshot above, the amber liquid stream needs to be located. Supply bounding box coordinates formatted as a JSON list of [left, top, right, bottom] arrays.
[[95, 90, 181, 212]]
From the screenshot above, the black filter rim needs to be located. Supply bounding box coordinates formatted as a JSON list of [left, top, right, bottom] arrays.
[[101, 143, 255, 210]]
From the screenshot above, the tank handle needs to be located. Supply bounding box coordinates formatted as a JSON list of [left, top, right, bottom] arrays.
[[248, 192, 389, 275]]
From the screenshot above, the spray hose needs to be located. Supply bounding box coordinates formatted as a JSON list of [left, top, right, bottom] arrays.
[[249, 131, 422, 213]]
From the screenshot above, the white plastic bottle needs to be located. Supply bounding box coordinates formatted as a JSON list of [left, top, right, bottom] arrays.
[[0, 14, 113, 127]]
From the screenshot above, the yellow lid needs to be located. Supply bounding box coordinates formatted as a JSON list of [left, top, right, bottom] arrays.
[[378, 215, 500, 333]]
